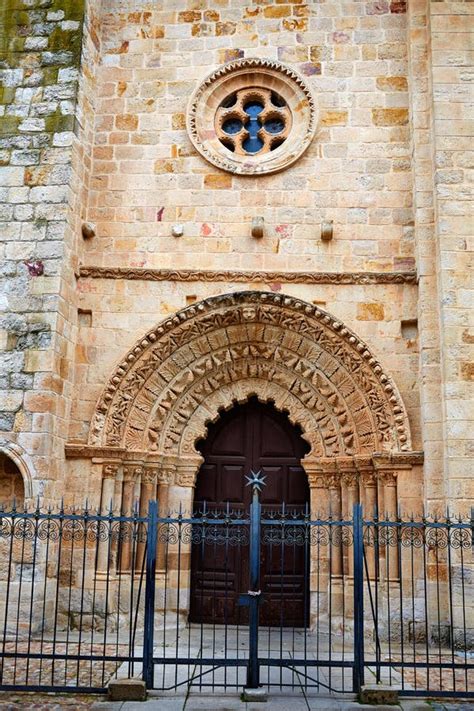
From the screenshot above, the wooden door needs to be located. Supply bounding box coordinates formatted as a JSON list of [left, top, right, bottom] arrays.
[[189, 397, 309, 626]]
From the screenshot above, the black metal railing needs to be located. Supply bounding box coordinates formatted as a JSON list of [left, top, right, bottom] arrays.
[[0, 498, 472, 698], [0, 502, 147, 692], [363, 512, 474, 697]]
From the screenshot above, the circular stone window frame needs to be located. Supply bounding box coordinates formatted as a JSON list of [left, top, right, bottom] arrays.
[[186, 58, 317, 176]]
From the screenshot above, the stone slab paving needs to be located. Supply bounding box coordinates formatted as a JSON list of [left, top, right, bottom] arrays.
[[1, 692, 473, 710]]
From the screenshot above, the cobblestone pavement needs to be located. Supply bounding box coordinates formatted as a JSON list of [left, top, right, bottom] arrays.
[[0, 693, 473, 710]]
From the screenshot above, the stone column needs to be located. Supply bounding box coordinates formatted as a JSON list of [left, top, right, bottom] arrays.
[[167, 457, 201, 618], [136, 466, 158, 571], [156, 468, 174, 572], [381, 471, 399, 581], [120, 465, 142, 572], [341, 469, 359, 578], [361, 470, 377, 579], [327, 472, 343, 579], [305, 461, 329, 519], [97, 463, 119, 573]]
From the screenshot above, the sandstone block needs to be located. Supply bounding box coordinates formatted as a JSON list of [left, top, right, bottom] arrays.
[[357, 303, 385, 321], [108, 678, 146, 701], [372, 109, 409, 126]]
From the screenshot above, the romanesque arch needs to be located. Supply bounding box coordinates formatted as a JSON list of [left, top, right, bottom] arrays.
[[78, 292, 423, 579], [89, 291, 411, 461]]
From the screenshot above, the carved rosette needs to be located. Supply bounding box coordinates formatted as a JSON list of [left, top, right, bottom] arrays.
[[89, 292, 411, 461]]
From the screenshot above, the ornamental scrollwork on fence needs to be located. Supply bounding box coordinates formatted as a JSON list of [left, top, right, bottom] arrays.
[[449, 527, 472, 549], [262, 524, 307, 546]]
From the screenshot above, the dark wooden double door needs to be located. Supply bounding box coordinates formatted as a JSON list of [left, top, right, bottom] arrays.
[[189, 398, 310, 627]]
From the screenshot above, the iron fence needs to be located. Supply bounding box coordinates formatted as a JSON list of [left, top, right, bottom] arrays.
[[0, 498, 472, 698]]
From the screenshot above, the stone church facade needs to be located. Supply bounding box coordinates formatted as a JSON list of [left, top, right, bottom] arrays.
[[0, 0, 472, 524]]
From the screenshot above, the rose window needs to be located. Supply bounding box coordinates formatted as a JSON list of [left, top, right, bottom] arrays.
[[215, 88, 291, 156], [187, 58, 317, 175]]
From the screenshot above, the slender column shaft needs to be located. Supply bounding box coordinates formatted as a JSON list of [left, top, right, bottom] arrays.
[[328, 475, 343, 578], [362, 471, 377, 579], [120, 466, 141, 572], [341, 472, 359, 577], [157, 470, 173, 571], [97, 465, 118, 572], [383, 472, 399, 580], [137, 468, 157, 571]]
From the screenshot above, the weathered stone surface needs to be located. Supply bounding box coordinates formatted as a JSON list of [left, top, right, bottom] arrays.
[[108, 678, 146, 702]]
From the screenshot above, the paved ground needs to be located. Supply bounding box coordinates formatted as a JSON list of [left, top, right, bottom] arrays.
[[0, 692, 473, 710]]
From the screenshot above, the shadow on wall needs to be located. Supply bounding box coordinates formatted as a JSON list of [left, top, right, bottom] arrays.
[[0, 452, 24, 507]]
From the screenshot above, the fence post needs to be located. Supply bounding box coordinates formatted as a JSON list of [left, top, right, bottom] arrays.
[[143, 499, 158, 689], [353, 502, 365, 694]]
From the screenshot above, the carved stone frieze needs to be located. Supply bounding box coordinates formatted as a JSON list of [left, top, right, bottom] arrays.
[[88, 292, 412, 461], [78, 266, 418, 286]]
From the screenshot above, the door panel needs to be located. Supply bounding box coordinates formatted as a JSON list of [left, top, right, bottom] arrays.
[[189, 397, 309, 626]]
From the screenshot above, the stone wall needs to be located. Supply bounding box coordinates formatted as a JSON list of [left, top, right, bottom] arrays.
[[428, 1, 473, 508], [0, 0, 471, 512], [67, 0, 422, 502], [0, 0, 85, 493]]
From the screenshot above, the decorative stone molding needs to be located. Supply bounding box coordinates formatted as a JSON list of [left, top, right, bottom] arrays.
[[186, 58, 317, 175], [78, 266, 418, 286], [88, 292, 412, 460]]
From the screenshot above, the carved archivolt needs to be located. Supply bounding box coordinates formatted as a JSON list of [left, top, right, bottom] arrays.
[[89, 292, 411, 459]]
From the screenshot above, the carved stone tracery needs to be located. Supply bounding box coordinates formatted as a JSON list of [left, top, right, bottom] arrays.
[[89, 292, 411, 464]]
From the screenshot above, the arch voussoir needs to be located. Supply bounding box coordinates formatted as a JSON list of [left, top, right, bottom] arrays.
[[89, 291, 412, 459]]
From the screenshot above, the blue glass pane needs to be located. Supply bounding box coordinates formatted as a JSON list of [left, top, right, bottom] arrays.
[[244, 101, 264, 117], [264, 118, 284, 134], [242, 135, 264, 153], [222, 118, 243, 135]]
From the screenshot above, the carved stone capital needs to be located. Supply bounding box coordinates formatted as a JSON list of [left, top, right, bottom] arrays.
[[307, 472, 328, 489], [341, 471, 358, 489], [102, 463, 119, 479], [123, 465, 143, 481], [176, 470, 196, 488], [142, 466, 158, 485], [379, 470, 397, 487], [361, 471, 377, 488], [157, 469, 175, 486], [326, 473, 340, 490]]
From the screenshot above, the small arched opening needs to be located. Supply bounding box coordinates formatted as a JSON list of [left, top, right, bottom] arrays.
[[0, 452, 25, 507]]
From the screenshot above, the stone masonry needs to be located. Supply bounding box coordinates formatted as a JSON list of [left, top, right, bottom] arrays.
[[0, 0, 472, 515]]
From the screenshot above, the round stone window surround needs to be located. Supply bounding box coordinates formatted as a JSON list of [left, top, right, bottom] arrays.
[[186, 58, 317, 176]]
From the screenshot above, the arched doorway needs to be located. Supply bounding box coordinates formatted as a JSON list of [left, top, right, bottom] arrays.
[[189, 397, 310, 627]]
